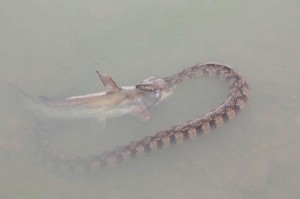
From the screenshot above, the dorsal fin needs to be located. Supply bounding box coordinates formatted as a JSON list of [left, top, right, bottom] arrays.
[[96, 71, 120, 93]]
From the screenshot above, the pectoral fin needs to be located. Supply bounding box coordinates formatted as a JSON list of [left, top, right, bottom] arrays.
[[96, 71, 120, 93], [132, 103, 150, 121]]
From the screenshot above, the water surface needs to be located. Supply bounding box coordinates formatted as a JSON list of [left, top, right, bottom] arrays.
[[1, 1, 299, 198]]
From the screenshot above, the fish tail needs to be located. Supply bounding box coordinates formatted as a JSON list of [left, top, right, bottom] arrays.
[[5, 81, 37, 103]]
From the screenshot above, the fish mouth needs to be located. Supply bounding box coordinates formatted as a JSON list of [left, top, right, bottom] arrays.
[[136, 76, 172, 103]]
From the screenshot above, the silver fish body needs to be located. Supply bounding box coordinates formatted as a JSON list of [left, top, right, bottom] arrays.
[[9, 72, 171, 122], [35, 86, 161, 120]]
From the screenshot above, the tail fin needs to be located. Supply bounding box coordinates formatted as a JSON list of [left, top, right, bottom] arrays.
[[5, 81, 37, 103]]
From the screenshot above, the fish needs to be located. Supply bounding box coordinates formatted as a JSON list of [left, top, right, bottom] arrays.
[[8, 72, 171, 123]]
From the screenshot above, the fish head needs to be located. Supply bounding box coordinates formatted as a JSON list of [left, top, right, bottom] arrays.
[[136, 77, 172, 102]]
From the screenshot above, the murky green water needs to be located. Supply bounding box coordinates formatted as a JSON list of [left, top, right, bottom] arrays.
[[1, 0, 300, 198]]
